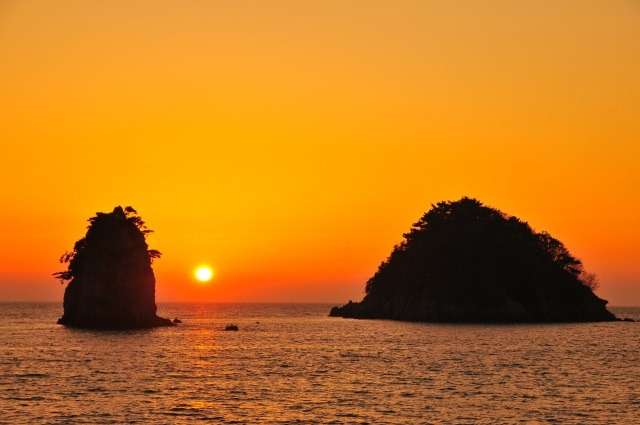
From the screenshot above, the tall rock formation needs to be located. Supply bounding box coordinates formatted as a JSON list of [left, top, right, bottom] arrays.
[[330, 198, 617, 323], [55, 206, 173, 328]]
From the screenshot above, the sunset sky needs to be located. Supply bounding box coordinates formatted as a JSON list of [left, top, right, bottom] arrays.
[[1, 1, 638, 304]]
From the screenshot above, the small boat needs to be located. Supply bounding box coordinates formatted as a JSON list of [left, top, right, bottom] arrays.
[[172, 318, 182, 324], [225, 324, 239, 331]]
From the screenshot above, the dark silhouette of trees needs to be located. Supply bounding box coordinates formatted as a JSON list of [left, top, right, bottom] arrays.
[[364, 197, 598, 299], [54, 206, 162, 284]]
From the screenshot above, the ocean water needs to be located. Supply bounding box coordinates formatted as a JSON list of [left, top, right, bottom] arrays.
[[0, 303, 638, 425]]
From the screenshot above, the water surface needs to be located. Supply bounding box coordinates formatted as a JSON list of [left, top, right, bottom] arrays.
[[1, 303, 638, 424]]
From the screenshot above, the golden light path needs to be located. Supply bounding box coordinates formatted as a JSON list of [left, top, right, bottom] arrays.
[[195, 266, 214, 283]]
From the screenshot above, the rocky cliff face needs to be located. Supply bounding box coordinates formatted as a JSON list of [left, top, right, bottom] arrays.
[[55, 206, 173, 328], [330, 198, 617, 323]]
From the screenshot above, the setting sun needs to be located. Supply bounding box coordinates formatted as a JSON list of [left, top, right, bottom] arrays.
[[195, 266, 214, 283]]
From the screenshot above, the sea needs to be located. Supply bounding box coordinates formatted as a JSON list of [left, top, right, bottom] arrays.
[[0, 303, 638, 425]]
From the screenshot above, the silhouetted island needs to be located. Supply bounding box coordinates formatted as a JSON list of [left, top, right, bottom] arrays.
[[54, 206, 173, 329], [330, 198, 617, 323]]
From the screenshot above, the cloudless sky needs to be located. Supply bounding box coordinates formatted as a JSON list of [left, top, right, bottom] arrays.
[[1, 1, 639, 304]]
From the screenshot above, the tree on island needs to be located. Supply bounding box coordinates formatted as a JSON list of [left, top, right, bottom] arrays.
[[55, 206, 173, 328], [331, 197, 615, 322]]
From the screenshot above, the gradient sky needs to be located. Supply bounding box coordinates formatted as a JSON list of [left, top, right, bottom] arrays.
[[1, 1, 639, 304]]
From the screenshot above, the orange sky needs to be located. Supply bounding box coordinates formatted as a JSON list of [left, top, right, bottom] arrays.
[[1, 1, 639, 304]]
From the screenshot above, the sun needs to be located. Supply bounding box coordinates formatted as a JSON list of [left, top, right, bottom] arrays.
[[194, 266, 214, 282]]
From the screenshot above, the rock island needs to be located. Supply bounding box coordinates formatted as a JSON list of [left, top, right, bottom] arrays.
[[330, 198, 617, 323], [55, 206, 173, 328]]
